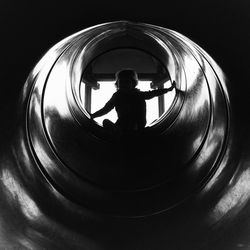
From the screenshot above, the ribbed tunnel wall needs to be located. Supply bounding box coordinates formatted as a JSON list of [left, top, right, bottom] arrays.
[[0, 21, 244, 250]]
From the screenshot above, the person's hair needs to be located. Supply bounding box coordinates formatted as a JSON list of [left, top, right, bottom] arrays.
[[115, 69, 138, 89]]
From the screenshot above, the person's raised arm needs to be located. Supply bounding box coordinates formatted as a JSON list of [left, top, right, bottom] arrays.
[[91, 95, 115, 119], [142, 80, 176, 100]]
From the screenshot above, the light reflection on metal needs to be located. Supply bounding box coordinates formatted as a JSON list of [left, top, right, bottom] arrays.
[[1, 169, 41, 220], [44, 60, 70, 119], [212, 167, 250, 221], [0, 21, 246, 249]]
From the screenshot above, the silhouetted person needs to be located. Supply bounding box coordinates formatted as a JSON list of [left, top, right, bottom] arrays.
[[90, 69, 176, 134]]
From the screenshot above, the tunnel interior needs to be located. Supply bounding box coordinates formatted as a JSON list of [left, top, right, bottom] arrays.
[[20, 21, 233, 217]]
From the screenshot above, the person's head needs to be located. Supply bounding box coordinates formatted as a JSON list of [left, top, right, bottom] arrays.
[[115, 69, 138, 89]]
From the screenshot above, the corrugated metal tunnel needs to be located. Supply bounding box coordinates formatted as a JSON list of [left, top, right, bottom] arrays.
[[0, 21, 245, 250]]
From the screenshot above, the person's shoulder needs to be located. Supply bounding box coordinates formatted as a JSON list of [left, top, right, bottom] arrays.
[[113, 90, 122, 96], [133, 88, 142, 94], [111, 91, 121, 100], [134, 88, 147, 95]]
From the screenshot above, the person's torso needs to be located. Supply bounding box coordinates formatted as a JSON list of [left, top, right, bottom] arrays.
[[113, 89, 146, 129]]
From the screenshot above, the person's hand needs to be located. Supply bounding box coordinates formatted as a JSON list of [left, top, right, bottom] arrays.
[[86, 111, 94, 120], [169, 80, 176, 91], [172, 80, 176, 89]]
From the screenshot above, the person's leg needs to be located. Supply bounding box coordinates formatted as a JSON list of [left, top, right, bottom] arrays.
[[103, 119, 116, 133]]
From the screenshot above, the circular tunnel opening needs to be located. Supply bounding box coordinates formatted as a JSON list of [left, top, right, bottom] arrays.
[[79, 48, 176, 128], [26, 21, 232, 216]]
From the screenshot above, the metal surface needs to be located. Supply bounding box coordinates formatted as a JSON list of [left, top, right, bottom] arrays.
[[0, 21, 247, 249]]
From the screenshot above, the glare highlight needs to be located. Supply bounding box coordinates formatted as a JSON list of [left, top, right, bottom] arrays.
[[212, 168, 250, 221], [1, 169, 41, 220]]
